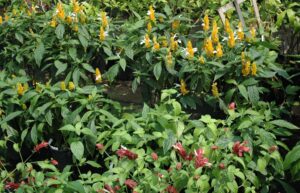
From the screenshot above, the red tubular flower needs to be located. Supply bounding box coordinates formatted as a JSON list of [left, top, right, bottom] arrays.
[[151, 152, 158, 161], [5, 182, 20, 190], [232, 141, 250, 157], [113, 185, 121, 191], [166, 185, 178, 193], [96, 143, 104, 151], [228, 102, 236, 110], [116, 147, 138, 160], [34, 141, 49, 152], [194, 148, 210, 168], [124, 179, 137, 189], [51, 159, 58, 165], [104, 184, 116, 193], [185, 153, 193, 161], [173, 142, 187, 158], [269, 145, 278, 153]]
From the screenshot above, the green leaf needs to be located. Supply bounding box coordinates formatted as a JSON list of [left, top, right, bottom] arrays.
[[176, 121, 185, 138], [68, 47, 77, 60], [55, 24, 65, 39], [238, 119, 252, 130], [248, 86, 259, 104], [78, 34, 88, 50], [153, 62, 162, 80], [119, 58, 126, 71], [276, 179, 297, 193], [66, 181, 86, 193], [55, 60, 67, 76], [82, 63, 95, 73], [15, 33, 23, 43], [0, 111, 22, 124], [238, 85, 248, 101], [287, 9, 295, 25], [276, 11, 286, 27], [270, 120, 299, 130], [106, 64, 119, 82], [172, 101, 181, 116], [72, 68, 80, 86], [21, 129, 28, 142], [59, 124, 76, 132], [125, 48, 134, 60], [71, 141, 84, 161], [163, 132, 176, 154], [34, 42, 45, 67], [257, 157, 267, 174], [86, 161, 101, 168], [284, 145, 300, 169]]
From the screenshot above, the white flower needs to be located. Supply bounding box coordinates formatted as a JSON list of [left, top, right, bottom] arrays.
[[182, 48, 198, 56], [147, 10, 150, 15], [140, 36, 151, 45]]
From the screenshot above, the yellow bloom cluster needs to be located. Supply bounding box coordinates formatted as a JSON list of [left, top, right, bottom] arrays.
[[251, 62, 257, 76], [153, 36, 160, 51], [211, 82, 219, 97], [166, 50, 173, 67], [72, 0, 81, 13], [212, 20, 219, 44], [199, 56, 205, 64], [228, 30, 235, 48], [242, 60, 251, 76], [241, 52, 257, 76], [237, 22, 244, 41], [225, 19, 231, 33], [17, 83, 28, 96], [203, 14, 210, 31], [95, 68, 102, 83], [216, 43, 223, 58], [148, 6, 155, 22], [0, 16, 2, 24], [60, 81, 66, 91], [170, 36, 178, 51], [186, 41, 195, 59], [99, 26, 105, 41], [57, 2, 65, 20], [68, 82, 75, 91], [172, 20, 180, 30], [147, 22, 152, 33], [180, 79, 189, 95], [101, 11, 108, 29], [144, 34, 151, 48], [204, 38, 214, 57]]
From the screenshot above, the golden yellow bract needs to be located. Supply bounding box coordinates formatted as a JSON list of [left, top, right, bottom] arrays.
[[216, 43, 223, 58], [251, 62, 257, 76], [68, 82, 75, 91], [212, 20, 219, 44], [237, 22, 244, 41], [101, 12, 108, 29], [60, 81, 66, 91], [203, 14, 209, 31], [180, 80, 189, 95], [228, 30, 235, 48], [205, 38, 214, 57], [99, 26, 105, 41], [172, 20, 180, 30], [144, 34, 151, 48], [211, 82, 219, 97], [199, 56, 205, 64], [95, 68, 102, 83], [147, 22, 152, 33], [186, 41, 195, 59], [148, 6, 155, 22]]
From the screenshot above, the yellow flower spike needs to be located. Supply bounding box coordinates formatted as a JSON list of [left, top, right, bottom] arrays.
[[241, 52, 245, 61], [237, 22, 244, 41], [225, 19, 231, 33], [216, 43, 223, 58], [101, 12, 108, 29], [180, 79, 189, 95], [242, 60, 251, 76], [50, 18, 57, 28], [148, 5, 156, 22], [251, 62, 257, 76], [60, 81, 66, 91], [228, 30, 235, 48], [205, 38, 214, 57], [0, 16, 2, 24], [203, 14, 210, 31], [211, 82, 219, 97], [147, 22, 152, 33], [166, 50, 173, 67], [170, 36, 178, 51], [199, 56, 205, 64], [152, 36, 160, 51], [250, 27, 256, 39], [172, 20, 180, 30], [99, 26, 105, 41], [57, 2, 65, 20], [68, 82, 75, 91], [186, 40, 195, 59], [144, 34, 151, 48], [161, 39, 168, 48], [73, 0, 81, 13], [212, 20, 219, 44], [17, 83, 24, 96], [73, 24, 78, 32], [95, 68, 102, 83], [66, 16, 73, 24]]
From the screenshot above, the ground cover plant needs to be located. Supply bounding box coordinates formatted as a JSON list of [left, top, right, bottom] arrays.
[[0, 0, 299, 192]]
